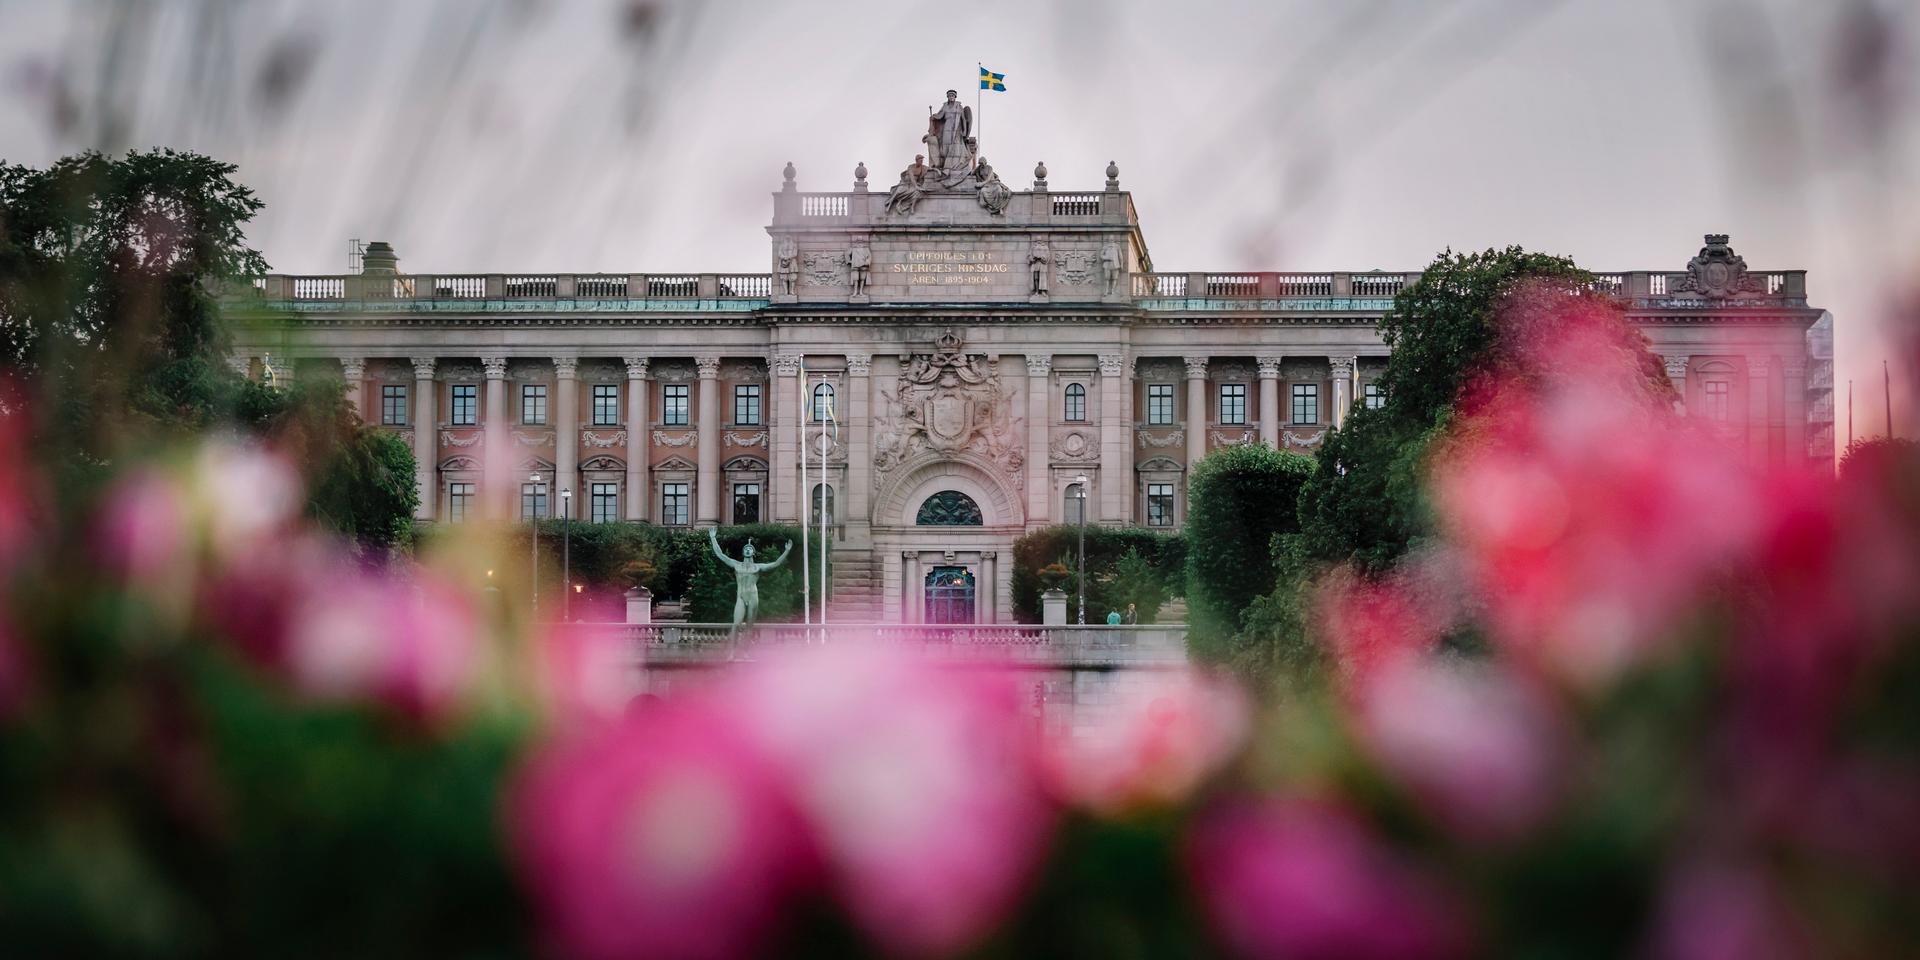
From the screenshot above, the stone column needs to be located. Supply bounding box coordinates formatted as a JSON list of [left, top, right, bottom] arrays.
[[1330, 356, 1356, 429], [482, 356, 510, 519], [1257, 355, 1282, 447], [1662, 354, 1690, 415], [1025, 355, 1051, 527], [772, 353, 802, 524], [1184, 356, 1209, 469], [1747, 356, 1772, 465], [845, 353, 873, 541], [623, 357, 650, 521], [339, 356, 366, 420], [1782, 358, 1807, 466], [1120, 357, 1138, 523], [410, 357, 437, 521], [902, 552, 922, 623], [1098, 353, 1127, 525], [978, 551, 997, 624], [553, 357, 579, 514], [694, 356, 722, 526]]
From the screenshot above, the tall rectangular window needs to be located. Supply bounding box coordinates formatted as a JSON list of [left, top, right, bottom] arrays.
[[1147, 483, 1174, 527], [591, 483, 618, 523], [448, 482, 476, 523], [1291, 384, 1319, 424], [662, 384, 689, 426], [1147, 383, 1175, 425], [1219, 383, 1247, 425], [1363, 382, 1385, 410], [521, 384, 548, 425], [661, 483, 690, 525], [381, 384, 408, 426], [450, 384, 477, 425], [1703, 380, 1730, 421], [592, 384, 619, 426], [733, 483, 761, 524], [1064, 383, 1086, 422], [734, 384, 761, 426], [521, 482, 548, 520]]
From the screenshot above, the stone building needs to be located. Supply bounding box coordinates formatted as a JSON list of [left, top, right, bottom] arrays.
[[229, 101, 1831, 624]]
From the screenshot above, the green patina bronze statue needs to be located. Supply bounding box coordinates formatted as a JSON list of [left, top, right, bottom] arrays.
[[708, 527, 791, 635]]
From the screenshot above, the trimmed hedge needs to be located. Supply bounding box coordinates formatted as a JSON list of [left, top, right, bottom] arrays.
[[1010, 526, 1186, 623], [1185, 443, 1316, 657]]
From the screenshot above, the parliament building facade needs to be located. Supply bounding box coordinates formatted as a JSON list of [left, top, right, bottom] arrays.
[[230, 118, 1833, 624]]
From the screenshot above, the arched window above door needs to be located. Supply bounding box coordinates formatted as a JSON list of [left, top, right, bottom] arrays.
[[916, 490, 983, 526]]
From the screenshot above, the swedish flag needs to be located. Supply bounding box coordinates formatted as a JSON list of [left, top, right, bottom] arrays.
[[979, 67, 1005, 91]]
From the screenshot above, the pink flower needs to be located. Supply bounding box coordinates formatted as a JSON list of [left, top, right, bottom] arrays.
[[1041, 667, 1249, 816], [1191, 797, 1469, 960], [730, 645, 1051, 957], [510, 702, 812, 960], [1649, 860, 1808, 960], [1356, 657, 1565, 842], [532, 621, 640, 728], [284, 570, 482, 722], [1314, 565, 1447, 682], [95, 468, 191, 581], [192, 441, 305, 565]]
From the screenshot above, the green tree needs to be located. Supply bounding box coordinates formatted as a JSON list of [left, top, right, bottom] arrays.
[[1183, 443, 1316, 657]]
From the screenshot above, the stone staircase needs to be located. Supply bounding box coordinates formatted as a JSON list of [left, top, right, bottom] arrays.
[[826, 547, 882, 622]]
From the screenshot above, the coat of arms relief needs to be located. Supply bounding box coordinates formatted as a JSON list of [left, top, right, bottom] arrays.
[[872, 331, 1024, 490]]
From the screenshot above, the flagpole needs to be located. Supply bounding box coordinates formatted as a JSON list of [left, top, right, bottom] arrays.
[[820, 421, 830, 630], [976, 62, 983, 159], [1886, 360, 1894, 439], [799, 366, 811, 632]]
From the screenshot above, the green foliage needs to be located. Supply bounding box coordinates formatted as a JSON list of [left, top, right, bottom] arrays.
[[1183, 443, 1316, 658], [1106, 548, 1168, 624], [1010, 527, 1186, 623], [515, 523, 824, 622]]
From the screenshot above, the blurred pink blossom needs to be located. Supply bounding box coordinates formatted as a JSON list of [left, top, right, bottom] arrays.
[[284, 570, 482, 722], [1191, 797, 1469, 960], [1356, 657, 1565, 842], [193, 441, 304, 564], [1649, 860, 1808, 960], [1314, 566, 1444, 681], [95, 468, 191, 582], [730, 646, 1051, 957], [510, 702, 812, 960], [0, 621, 27, 719], [1040, 667, 1249, 816], [533, 621, 638, 727]]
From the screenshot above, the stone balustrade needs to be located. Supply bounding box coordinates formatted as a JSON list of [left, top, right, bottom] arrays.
[[582, 622, 1190, 669]]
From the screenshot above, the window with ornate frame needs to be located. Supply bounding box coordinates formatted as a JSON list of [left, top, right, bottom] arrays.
[[660, 482, 690, 526], [450, 384, 477, 426], [1147, 483, 1175, 527], [810, 483, 835, 528], [1136, 458, 1183, 528], [812, 381, 836, 422], [916, 490, 982, 526], [590, 482, 618, 523], [1064, 382, 1086, 422], [1063, 482, 1088, 524]]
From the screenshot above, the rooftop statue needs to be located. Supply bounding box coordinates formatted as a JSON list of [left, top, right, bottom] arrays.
[[923, 89, 973, 184]]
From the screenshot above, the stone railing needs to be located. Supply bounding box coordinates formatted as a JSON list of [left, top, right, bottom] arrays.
[[249, 273, 775, 303], [1132, 270, 1809, 306], [581, 622, 1189, 669]]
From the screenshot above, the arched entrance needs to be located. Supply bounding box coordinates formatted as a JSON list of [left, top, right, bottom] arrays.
[[924, 566, 976, 623]]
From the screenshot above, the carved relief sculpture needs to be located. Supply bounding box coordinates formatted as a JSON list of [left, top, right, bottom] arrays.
[[1053, 251, 1095, 286], [846, 239, 871, 296], [871, 330, 1024, 489], [974, 157, 1011, 215], [1671, 234, 1764, 298], [803, 252, 845, 286], [776, 237, 799, 295], [922, 89, 973, 184], [1029, 238, 1050, 296], [1101, 241, 1123, 295]]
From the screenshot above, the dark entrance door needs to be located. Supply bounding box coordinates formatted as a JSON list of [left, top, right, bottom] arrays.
[[924, 566, 976, 624]]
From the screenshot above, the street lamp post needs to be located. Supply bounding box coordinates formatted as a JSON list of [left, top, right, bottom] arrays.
[[1075, 473, 1089, 625], [560, 487, 573, 622], [529, 472, 541, 616]]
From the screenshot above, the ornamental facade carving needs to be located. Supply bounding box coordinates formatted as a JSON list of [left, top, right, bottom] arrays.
[[1283, 429, 1326, 448], [580, 430, 626, 448], [1672, 234, 1765, 298], [873, 330, 1024, 488], [1138, 429, 1185, 447], [1050, 429, 1099, 462]]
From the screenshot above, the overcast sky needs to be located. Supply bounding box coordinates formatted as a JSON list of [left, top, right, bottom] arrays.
[[3, 0, 1916, 442]]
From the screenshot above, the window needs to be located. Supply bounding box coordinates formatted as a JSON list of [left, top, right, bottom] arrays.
[[662, 384, 689, 426], [591, 483, 618, 523], [812, 382, 836, 422], [661, 483, 690, 525], [450, 384, 477, 425], [810, 484, 835, 527], [734, 384, 761, 426], [1220, 383, 1247, 425], [522, 384, 548, 425], [733, 483, 761, 524], [592, 384, 619, 426], [1363, 382, 1385, 410], [381, 384, 408, 425], [521, 482, 548, 520], [1703, 380, 1731, 421], [1064, 483, 1088, 524], [1147, 383, 1175, 425], [448, 482, 476, 523], [1291, 383, 1319, 424], [916, 490, 982, 526], [1064, 383, 1086, 422], [1147, 483, 1175, 527]]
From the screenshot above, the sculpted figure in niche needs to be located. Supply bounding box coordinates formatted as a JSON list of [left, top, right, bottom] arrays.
[[1101, 240, 1122, 295], [708, 528, 791, 637], [847, 240, 871, 296], [887, 155, 929, 216], [1030, 238, 1050, 296], [923, 89, 973, 179], [776, 237, 799, 295]]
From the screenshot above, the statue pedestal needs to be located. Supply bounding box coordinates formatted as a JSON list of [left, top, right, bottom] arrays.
[[1041, 588, 1068, 626], [849, 294, 870, 305], [1029, 293, 1049, 305], [772, 293, 797, 305], [625, 587, 653, 624]]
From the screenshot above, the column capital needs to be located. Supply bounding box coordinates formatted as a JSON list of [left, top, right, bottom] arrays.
[[1329, 355, 1357, 378], [1183, 355, 1210, 380], [409, 356, 437, 380], [1097, 353, 1126, 379], [772, 352, 803, 377], [1256, 355, 1283, 379], [623, 356, 651, 380], [1748, 356, 1773, 377], [1025, 354, 1052, 377], [846, 353, 872, 376], [694, 356, 721, 380], [552, 356, 580, 380], [1661, 353, 1689, 379], [338, 356, 366, 381], [481, 356, 508, 380]]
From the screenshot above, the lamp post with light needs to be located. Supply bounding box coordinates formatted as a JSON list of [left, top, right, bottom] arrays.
[[529, 471, 542, 616], [1075, 472, 1089, 625], [561, 487, 573, 622]]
